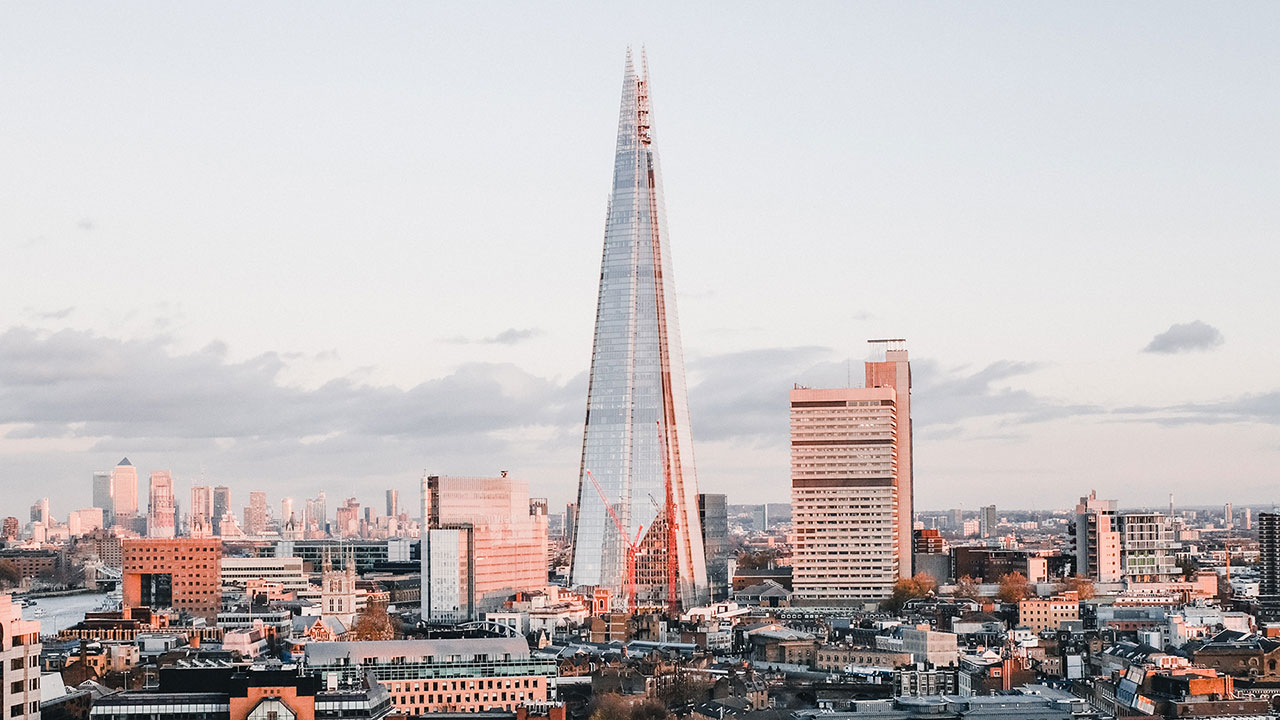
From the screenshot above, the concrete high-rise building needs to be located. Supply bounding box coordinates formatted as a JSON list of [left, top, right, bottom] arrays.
[[1245, 507, 1253, 530], [980, 505, 998, 538], [281, 497, 294, 527], [2, 517, 19, 540], [790, 341, 913, 605], [1225, 502, 1234, 530], [1258, 513, 1280, 622], [569, 50, 708, 610], [949, 508, 964, 530], [110, 457, 139, 525], [212, 485, 231, 536], [147, 471, 176, 538], [306, 492, 328, 537], [423, 473, 548, 617], [92, 470, 114, 526], [1074, 491, 1121, 583], [244, 491, 268, 536], [1119, 512, 1178, 583], [335, 498, 360, 537], [386, 489, 399, 518]]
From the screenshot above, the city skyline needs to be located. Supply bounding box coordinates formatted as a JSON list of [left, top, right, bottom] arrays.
[[3, 4, 1279, 512]]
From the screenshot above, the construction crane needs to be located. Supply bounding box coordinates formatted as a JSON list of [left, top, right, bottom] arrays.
[[585, 469, 643, 614], [655, 421, 680, 615]]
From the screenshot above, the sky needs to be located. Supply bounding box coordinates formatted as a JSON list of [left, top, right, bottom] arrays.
[[2, 2, 1278, 519]]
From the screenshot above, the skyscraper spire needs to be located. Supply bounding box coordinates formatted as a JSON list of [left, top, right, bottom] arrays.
[[570, 49, 708, 610]]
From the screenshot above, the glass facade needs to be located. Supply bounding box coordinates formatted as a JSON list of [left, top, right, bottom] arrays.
[[570, 50, 708, 608]]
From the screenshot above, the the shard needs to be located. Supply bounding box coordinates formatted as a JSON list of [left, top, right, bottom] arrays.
[[570, 50, 708, 610]]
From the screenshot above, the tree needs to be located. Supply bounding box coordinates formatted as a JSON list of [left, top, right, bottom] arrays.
[[882, 573, 937, 613], [1176, 556, 1197, 580], [952, 575, 980, 600], [346, 601, 396, 641], [0, 560, 20, 589], [735, 550, 777, 571], [1061, 575, 1095, 600], [996, 572, 1031, 603]]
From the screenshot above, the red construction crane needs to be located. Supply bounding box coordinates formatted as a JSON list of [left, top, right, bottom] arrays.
[[656, 422, 680, 615], [585, 469, 643, 614]]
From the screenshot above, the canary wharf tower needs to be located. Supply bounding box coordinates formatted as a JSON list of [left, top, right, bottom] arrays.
[[570, 50, 708, 610]]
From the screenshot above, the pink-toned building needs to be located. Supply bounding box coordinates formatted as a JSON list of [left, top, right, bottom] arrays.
[[790, 342, 912, 606], [147, 471, 176, 538], [110, 457, 139, 525], [422, 473, 549, 618]]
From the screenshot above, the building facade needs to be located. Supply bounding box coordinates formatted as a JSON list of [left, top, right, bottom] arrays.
[[110, 458, 139, 527], [790, 343, 912, 605], [147, 471, 176, 539], [569, 50, 708, 610], [1120, 512, 1178, 584], [0, 594, 42, 720], [122, 537, 222, 621], [92, 471, 114, 527], [303, 638, 556, 715], [1074, 491, 1121, 583]]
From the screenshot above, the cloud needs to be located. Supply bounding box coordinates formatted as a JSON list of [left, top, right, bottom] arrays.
[[26, 307, 75, 320], [1115, 391, 1280, 427], [1143, 321, 1224, 354], [77, 218, 95, 231], [444, 328, 542, 345]]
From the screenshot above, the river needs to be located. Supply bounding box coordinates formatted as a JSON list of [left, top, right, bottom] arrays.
[[21, 592, 110, 636]]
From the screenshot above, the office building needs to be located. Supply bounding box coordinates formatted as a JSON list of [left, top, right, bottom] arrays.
[[147, 471, 176, 538], [280, 496, 294, 528], [29, 497, 49, 525], [1073, 491, 1121, 583], [1119, 512, 1178, 583], [1225, 502, 1234, 529], [219, 556, 309, 593], [303, 638, 556, 715], [111, 457, 139, 526], [386, 489, 399, 518], [698, 493, 730, 600], [423, 473, 548, 615], [1018, 591, 1080, 633], [305, 491, 328, 537], [790, 341, 913, 605], [1258, 513, 1280, 622], [569, 51, 708, 609], [93, 470, 114, 526], [243, 491, 268, 536], [420, 527, 467, 623], [335, 498, 360, 537], [0, 594, 41, 720], [122, 537, 222, 621], [212, 486, 231, 536], [2, 517, 19, 540], [189, 485, 213, 533]]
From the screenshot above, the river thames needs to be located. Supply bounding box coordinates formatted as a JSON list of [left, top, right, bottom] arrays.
[[21, 592, 110, 635]]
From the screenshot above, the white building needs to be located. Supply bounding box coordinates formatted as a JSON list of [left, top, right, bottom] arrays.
[[219, 557, 310, 593], [790, 346, 913, 606], [0, 594, 42, 720]]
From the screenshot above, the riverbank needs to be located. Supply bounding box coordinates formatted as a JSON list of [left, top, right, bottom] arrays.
[[21, 587, 98, 599]]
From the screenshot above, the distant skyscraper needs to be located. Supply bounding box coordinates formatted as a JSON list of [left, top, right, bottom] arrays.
[[92, 471, 113, 526], [980, 505, 998, 538], [110, 458, 139, 524], [212, 486, 230, 536], [281, 497, 294, 527], [244, 491, 268, 535], [190, 485, 213, 536], [790, 341, 913, 605], [1258, 513, 1280, 621], [1225, 502, 1234, 530], [1, 517, 18, 541], [147, 471, 176, 538], [698, 494, 730, 601], [29, 497, 49, 525], [1074, 491, 1121, 582], [569, 50, 708, 610], [386, 489, 399, 518]]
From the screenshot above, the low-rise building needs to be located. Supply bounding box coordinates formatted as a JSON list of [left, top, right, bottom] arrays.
[[1017, 591, 1079, 633], [303, 638, 557, 715]]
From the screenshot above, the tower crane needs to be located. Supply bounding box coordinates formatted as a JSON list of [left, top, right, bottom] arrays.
[[585, 469, 643, 614]]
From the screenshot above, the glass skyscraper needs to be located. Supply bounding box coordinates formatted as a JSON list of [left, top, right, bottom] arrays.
[[570, 50, 708, 610]]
